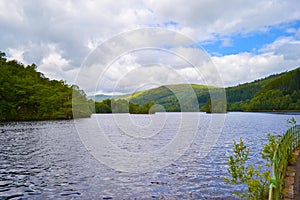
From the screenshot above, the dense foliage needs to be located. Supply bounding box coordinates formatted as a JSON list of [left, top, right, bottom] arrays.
[[225, 73, 282, 111], [124, 68, 300, 112], [0, 52, 92, 121], [202, 98, 227, 113], [224, 137, 275, 199], [247, 68, 300, 111], [225, 119, 298, 199]]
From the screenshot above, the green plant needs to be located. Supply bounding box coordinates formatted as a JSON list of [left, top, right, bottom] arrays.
[[225, 118, 298, 199], [287, 118, 298, 165], [224, 136, 279, 199], [262, 134, 279, 167], [287, 117, 297, 127]]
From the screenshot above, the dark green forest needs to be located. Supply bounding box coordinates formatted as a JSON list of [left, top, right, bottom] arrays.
[[95, 99, 155, 114], [0, 52, 92, 121], [95, 67, 300, 113], [246, 68, 300, 111]]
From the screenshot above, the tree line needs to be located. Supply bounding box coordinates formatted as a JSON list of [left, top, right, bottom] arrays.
[[95, 99, 155, 114], [0, 52, 92, 121]]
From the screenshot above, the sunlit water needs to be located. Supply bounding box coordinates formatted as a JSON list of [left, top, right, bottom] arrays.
[[1, 112, 300, 199]]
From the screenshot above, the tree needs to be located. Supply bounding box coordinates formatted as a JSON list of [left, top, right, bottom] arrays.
[[203, 98, 227, 113], [0, 51, 6, 61], [0, 52, 91, 121], [225, 136, 277, 199]]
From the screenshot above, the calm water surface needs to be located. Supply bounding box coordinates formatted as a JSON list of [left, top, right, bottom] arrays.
[[1, 112, 300, 199]]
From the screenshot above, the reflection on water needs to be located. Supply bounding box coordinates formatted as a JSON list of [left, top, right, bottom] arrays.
[[75, 113, 225, 173], [0, 113, 299, 199]]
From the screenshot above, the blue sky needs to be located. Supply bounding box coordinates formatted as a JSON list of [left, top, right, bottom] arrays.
[[202, 20, 300, 56], [0, 0, 300, 93]]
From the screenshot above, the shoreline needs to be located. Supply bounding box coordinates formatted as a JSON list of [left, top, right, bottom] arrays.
[[1, 111, 300, 122]]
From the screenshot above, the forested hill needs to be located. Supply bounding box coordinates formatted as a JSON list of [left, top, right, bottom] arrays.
[[0, 52, 92, 121], [225, 72, 285, 111], [129, 84, 214, 112], [124, 67, 300, 112], [245, 67, 300, 111]]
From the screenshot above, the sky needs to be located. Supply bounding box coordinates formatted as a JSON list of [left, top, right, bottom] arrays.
[[1, 0, 300, 94]]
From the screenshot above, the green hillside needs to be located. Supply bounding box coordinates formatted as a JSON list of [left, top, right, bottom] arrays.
[[226, 73, 284, 111], [95, 67, 299, 113], [129, 68, 300, 112], [0, 52, 92, 121], [129, 84, 214, 112], [246, 68, 300, 111]]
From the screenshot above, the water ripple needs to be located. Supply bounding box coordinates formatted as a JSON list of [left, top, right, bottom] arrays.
[[0, 113, 299, 199]]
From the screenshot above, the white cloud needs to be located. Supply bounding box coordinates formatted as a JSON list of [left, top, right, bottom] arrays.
[[1, 0, 300, 93], [81, 46, 210, 94], [296, 28, 300, 38], [212, 36, 300, 86], [41, 52, 69, 70], [0, 0, 24, 26], [259, 37, 293, 53], [260, 37, 300, 60], [114, 65, 183, 93], [286, 28, 297, 34], [145, 0, 300, 40], [212, 53, 283, 86], [7, 47, 26, 64], [221, 38, 232, 47], [38, 44, 78, 82]]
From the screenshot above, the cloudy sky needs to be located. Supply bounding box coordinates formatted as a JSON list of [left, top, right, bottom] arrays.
[[1, 0, 300, 94]]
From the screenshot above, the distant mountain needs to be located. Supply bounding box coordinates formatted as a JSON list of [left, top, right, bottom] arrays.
[[88, 94, 131, 102], [95, 67, 300, 112], [88, 94, 112, 102]]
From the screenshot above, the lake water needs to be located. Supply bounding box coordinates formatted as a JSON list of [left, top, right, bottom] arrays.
[[1, 112, 300, 199]]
